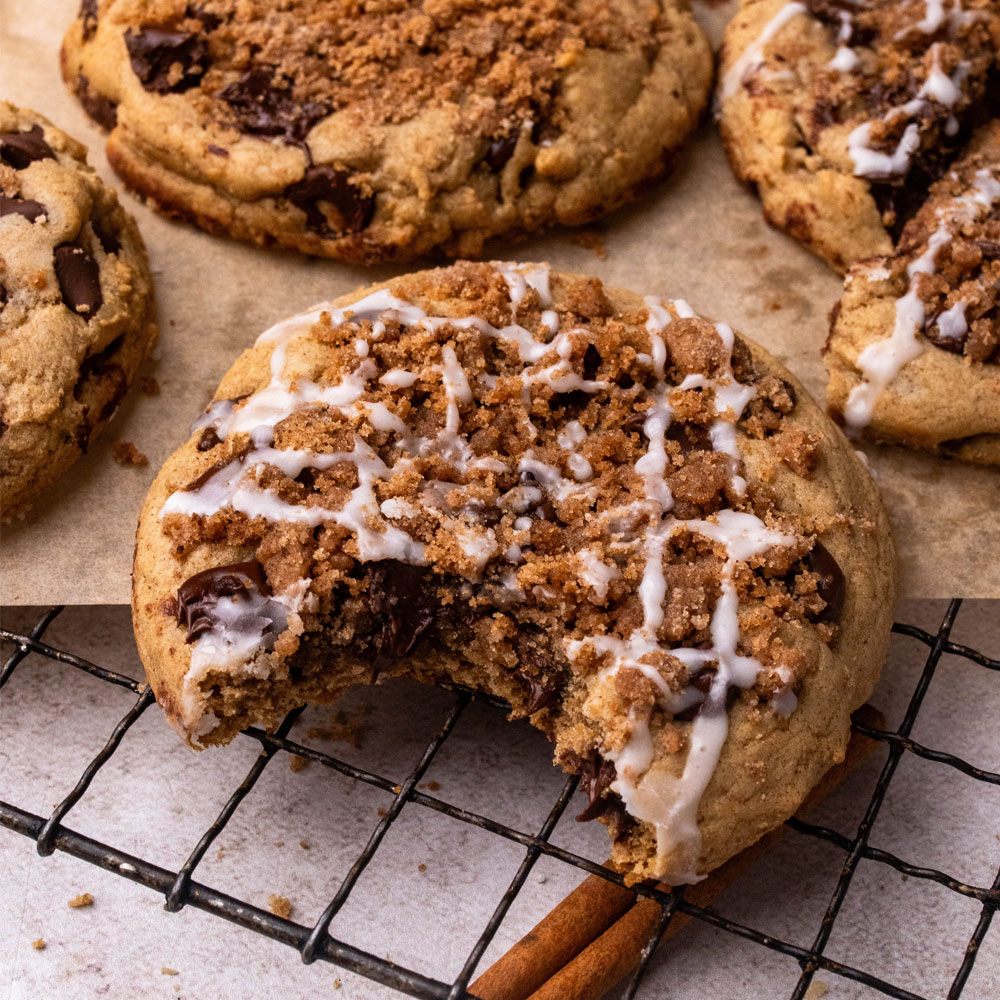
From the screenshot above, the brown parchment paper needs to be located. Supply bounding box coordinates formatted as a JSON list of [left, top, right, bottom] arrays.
[[1, 0, 997, 604]]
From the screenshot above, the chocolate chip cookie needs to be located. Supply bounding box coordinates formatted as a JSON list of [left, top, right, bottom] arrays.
[[826, 120, 1000, 463], [717, 0, 1000, 272], [61, 0, 713, 264], [1, 101, 157, 520], [132, 260, 895, 884]]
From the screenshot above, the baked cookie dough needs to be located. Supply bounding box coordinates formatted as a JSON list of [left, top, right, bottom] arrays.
[[132, 261, 895, 884], [717, 0, 1000, 272], [61, 0, 713, 264], [826, 120, 1000, 463], [1, 101, 157, 520]]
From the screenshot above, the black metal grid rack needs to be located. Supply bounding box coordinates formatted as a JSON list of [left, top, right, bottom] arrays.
[[1, 600, 998, 1000]]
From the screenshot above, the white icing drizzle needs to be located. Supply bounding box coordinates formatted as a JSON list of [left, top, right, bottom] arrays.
[[845, 162, 1000, 431], [166, 264, 803, 879], [848, 42, 970, 179], [717, 1, 807, 105], [564, 304, 802, 884]]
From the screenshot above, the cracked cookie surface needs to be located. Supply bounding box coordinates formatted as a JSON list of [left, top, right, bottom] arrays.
[[133, 261, 894, 884], [1, 101, 157, 520], [62, 0, 713, 263]]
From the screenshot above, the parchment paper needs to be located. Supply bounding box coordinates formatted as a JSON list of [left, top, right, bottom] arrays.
[[1, 0, 997, 604]]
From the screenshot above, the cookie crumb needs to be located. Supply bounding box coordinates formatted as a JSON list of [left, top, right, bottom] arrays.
[[111, 441, 148, 466], [804, 982, 828, 1000], [569, 229, 608, 259], [333, 979, 342, 989], [417, 780, 441, 791], [67, 893, 93, 909], [139, 376, 160, 395], [377, 807, 388, 817], [273, 841, 285, 848], [392, 785, 402, 795], [289, 754, 308, 772], [161, 967, 179, 976], [300, 840, 309, 849], [268, 894, 292, 919], [417, 863, 427, 872], [31, 938, 46, 950]]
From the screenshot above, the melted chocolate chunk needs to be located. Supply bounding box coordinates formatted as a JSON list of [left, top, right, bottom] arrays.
[[974, 240, 1000, 260], [176, 560, 271, 643], [365, 561, 437, 679], [80, 0, 98, 39], [183, 442, 250, 491], [573, 749, 618, 822], [92, 216, 121, 255], [0, 194, 47, 222], [0, 283, 7, 309], [197, 426, 223, 451], [806, 541, 846, 622], [522, 672, 566, 715], [185, 3, 221, 30], [285, 167, 375, 237], [0, 124, 55, 168], [217, 68, 328, 144], [54, 245, 102, 317], [76, 75, 118, 129], [124, 27, 208, 94], [582, 344, 601, 381]]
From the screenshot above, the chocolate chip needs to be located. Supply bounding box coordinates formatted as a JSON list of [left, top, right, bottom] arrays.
[[285, 167, 375, 237], [0, 194, 47, 222], [124, 27, 208, 94], [217, 68, 328, 144], [485, 133, 518, 172], [54, 245, 102, 317], [974, 240, 1000, 260], [76, 74, 118, 130], [0, 124, 55, 168], [365, 561, 437, 679], [0, 283, 7, 309], [92, 216, 121, 254], [176, 560, 271, 643], [582, 344, 601, 381], [206, 143, 229, 158], [80, 0, 98, 39], [806, 541, 846, 622]]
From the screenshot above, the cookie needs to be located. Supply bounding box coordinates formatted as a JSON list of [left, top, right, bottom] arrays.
[[61, 0, 713, 265], [132, 261, 894, 883], [1, 101, 157, 520], [825, 120, 1000, 463], [717, 0, 1000, 272]]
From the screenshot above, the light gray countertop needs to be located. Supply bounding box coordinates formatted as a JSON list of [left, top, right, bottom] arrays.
[[1, 599, 997, 1000]]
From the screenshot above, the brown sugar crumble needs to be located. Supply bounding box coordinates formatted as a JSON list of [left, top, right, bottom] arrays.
[[569, 229, 608, 260], [268, 894, 292, 919], [111, 441, 148, 466], [31, 938, 46, 950], [161, 967, 179, 976], [67, 893, 93, 909]]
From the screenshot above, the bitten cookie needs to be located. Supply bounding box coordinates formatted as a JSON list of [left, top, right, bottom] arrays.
[[132, 261, 895, 885], [825, 120, 1000, 463], [717, 0, 1000, 272], [61, 0, 713, 264], [1, 101, 157, 520]]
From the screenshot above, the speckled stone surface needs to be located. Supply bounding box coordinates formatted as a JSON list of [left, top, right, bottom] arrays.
[[1, 600, 998, 999]]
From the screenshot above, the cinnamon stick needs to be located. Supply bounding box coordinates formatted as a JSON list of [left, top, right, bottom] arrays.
[[472, 704, 884, 1000]]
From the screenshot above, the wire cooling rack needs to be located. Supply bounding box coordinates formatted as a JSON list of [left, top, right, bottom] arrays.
[[1, 600, 998, 1000]]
